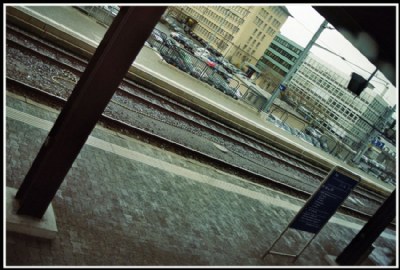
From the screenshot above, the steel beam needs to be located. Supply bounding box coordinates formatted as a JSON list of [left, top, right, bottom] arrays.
[[335, 189, 396, 265], [15, 6, 167, 218]]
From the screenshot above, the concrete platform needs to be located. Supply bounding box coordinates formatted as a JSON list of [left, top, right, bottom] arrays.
[[5, 83, 396, 266], [6, 187, 58, 239]]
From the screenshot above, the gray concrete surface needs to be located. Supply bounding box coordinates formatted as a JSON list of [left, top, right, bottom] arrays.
[[5, 91, 396, 266]]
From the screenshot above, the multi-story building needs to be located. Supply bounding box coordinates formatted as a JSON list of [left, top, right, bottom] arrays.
[[256, 33, 303, 77], [287, 53, 391, 148], [166, 6, 393, 153], [167, 5, 290, 67], [255, 33, 303, 90]]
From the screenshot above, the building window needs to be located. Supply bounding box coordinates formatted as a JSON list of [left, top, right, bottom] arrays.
[[272, 19, 280, 28]]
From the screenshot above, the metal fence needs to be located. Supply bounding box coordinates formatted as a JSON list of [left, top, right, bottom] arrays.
[[147, 28, 268, 105], [75, 6, 119, 26], [74, 7, 269, 108]]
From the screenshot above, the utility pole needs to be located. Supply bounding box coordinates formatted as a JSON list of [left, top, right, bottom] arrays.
[[263, 19, 328, 113]]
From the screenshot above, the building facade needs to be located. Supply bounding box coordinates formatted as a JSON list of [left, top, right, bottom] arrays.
[[287, 53, 391, 149], [255, 33, 303, 90], [167, 5, 290, 68], [166, 5, 393, 154], [256, 33, 303, 77]]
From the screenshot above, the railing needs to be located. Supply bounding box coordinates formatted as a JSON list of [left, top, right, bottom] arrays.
[[75, 6, 120, 26], [241, 87, 268, 111], [76, 9, 270, 108], [147, 28, 270, 103]]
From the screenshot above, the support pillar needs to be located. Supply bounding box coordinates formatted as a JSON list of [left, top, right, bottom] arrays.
[[14, 6, 166, 218], [335, 189, 396, 265]]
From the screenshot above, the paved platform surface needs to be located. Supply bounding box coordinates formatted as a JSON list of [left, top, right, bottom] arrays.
[[5, 91, 396, 266], [5, 5, 397, 266]]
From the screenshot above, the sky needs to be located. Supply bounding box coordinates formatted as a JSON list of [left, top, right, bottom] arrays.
[[279, 4, 398, 110]]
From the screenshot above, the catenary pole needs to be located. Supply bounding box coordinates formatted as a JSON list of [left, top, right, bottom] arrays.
[[263, 19, 328, 113]]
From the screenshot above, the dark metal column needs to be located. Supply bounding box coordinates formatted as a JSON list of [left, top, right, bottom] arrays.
[[15, 6, 166, 218], [336, 189, 396, 265]]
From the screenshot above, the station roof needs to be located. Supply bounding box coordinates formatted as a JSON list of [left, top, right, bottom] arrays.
[[313, 6, 397, 86]]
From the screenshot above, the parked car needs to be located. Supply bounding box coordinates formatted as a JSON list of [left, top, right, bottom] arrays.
[[163, 38, 181, 49], [164, 16, 176, 26], [297, 105, 313, 120], [162, 53, 190, 73], [196, 52, 217, 68], [267, 115, 283, 129], [361, 155, 369, 163], [150, 30, 164, 43], [235, 89, 242, 99], [183, 39, 199, 53], [301, 134, 315, 146], [188, 31, 197, 39], [160, 47, 194, 73], [170, 32, 189, 46], [310, 137, 321, 148], [170, 22, 185, 33], [104, 5, 119, 16], [205, 59, 217, 68], [320, 140, 329, 152], [188, 66, 206, 80], [279, 122, 292, 134], [290, 127, 302, 137], [175, 26, 185, 34], [194, 47, 210, 57], [305, 126, 323, 139], [209, 79, 232, 98], [215, 65, 233, 81]]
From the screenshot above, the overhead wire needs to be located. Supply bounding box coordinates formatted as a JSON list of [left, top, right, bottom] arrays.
[[289, 10, 391, 99], [287, 11, 389, 122], [288, 12, 374, 77]]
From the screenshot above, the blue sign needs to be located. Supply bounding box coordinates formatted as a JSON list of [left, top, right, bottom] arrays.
[[279, 84, 286, 91], [371, 138, 385, 149], [289, 168, 359, 234]]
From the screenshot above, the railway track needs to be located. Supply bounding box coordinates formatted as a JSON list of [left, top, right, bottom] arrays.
[[5, 23, 394, 228]]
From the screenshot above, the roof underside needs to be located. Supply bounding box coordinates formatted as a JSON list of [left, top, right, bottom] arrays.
[[313, 6, 397, 86]]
